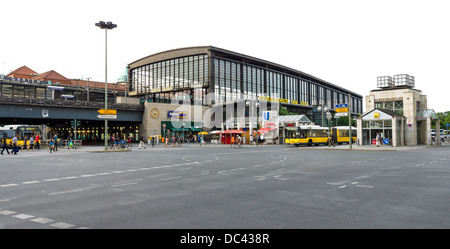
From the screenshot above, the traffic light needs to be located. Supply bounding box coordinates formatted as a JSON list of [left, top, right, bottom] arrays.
[[71, 120, 81, 128]]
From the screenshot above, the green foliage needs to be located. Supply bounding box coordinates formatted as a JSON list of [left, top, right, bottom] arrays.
[[336, 116, 357, 127], [279, 106, 296, 116], [434, 111, 450, 129]]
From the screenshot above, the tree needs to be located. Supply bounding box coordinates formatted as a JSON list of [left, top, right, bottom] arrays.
[[335, 116, 357, 127], [434, 111, 450, 129], [279, 106, 296, 116]]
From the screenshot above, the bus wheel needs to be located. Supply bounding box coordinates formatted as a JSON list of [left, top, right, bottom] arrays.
[[308, 140, 313, 146], [295, 144, 299, 147]]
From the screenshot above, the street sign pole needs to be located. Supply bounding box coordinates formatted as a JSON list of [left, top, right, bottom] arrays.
[[348, 94, 352, 150], [74, 119, 77, 142]]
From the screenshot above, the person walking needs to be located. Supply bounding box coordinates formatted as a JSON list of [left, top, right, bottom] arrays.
[[53, 134, 59, 151], [139, 136, 146, 149], [35, 133, 41, 150], [49, 138, 55, 153], [12, 135, 19, 155], [28, 135, 34, 151], [151, 136, 155, 147], [1, 137, 10, 155]]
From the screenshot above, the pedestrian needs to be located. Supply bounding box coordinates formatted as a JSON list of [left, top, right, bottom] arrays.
[[21, 136, 28, 151], [28, 135, 34, 151], [139, 136, 146, 149], [376, 133, 380, 147], [68, 135, 73, 149], [49, 138, 55, 153], [12, 135, 18, 155], [35, 133, 41, 150], [53, 134, 59, 151], [151, 136, 155, 147], [1, 137, 10, 155], [231, 136, 235, 147]]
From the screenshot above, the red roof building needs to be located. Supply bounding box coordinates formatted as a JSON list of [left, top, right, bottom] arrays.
[[7, 65, 125, 92]]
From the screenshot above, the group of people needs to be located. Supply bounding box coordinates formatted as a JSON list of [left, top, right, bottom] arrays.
[[110, 133, 133, 150], [1, 134, 42, 155]]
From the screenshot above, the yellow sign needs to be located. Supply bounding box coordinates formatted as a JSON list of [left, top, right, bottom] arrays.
[[374, 113, 380, 119], [98, 109, 117, 115], [257, 96, 308, 106], [335, 107, 349, 113]]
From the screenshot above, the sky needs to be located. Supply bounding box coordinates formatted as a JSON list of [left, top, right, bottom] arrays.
[[1, 0, 449, 112]]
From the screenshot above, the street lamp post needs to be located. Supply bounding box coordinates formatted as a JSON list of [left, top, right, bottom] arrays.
[[95, 21, 117, 150], [317, 104, 328, 127], [246, 100, 260, 142]]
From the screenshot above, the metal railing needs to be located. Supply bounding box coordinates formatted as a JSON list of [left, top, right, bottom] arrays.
[[0, 96, 144, 111]]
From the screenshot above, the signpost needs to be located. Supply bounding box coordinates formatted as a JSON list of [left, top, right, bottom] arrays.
[[335, 104, 348, 113], [97, 114, 117, 120], [98, 109, 117, 115]]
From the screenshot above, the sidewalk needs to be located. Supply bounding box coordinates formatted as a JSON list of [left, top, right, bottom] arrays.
[[297, 143, 447, 151]]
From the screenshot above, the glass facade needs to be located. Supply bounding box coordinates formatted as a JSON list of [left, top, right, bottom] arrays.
[[130, 54, 209, 105], [375, 100, 404, 115], [129, 48, 363, 114]]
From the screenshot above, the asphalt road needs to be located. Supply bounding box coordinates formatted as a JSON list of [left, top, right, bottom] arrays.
[[0, 144, 449, 229]]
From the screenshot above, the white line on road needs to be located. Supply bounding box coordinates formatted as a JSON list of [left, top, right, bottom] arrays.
[[356, 185, 374, 188], [44, 178, 61, 182], [13, 214, 35, 220], [0, 183, 18, 188], [0, 210, 17, 215], [160, 176, 183, 181], [50, 222, 75, 229], [338, 185, 347, 189], [22, 181, 41, 184], [111, 182, 139, 187], [48, 185, 99, 196], [62, 176, 79, 180], [31, 217, 54, 224]]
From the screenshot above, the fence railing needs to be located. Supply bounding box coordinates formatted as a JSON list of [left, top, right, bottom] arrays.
[[0, 96, 144, 111]]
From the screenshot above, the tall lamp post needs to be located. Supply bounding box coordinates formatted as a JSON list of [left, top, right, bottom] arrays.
[[317, 104, 328, 127], [95, 21, 117, 150]]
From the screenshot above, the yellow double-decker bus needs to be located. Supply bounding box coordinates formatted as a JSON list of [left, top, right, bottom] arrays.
[[285, 125, 356, 147]]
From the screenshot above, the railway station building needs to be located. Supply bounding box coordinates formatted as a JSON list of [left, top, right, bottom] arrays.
[[128, 46, 363, 140]]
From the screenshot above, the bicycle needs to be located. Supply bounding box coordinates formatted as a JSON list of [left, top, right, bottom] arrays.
[[126, 142, 133, 150]]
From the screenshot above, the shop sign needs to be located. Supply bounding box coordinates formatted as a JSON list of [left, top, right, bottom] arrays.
[[374, 113, 380, 119], [168, 111, 188, 119], [258, 96, 308, 106]]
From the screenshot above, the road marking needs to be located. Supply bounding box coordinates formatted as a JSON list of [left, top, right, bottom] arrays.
[[112, 171, 125, 174], [356, 185, 374, 188], [338, 185, 347, 189], [273, 175, 287, 180], [96, 172, 111, 176], [50, 222, 75, 229], [31, 217, 54, 224], [48, 185, 99, 196], [62, 176, 79, 180], [80, 174, 96, 178], [44, 178, 61, 182], [0, 183, 18, 188], [160, 176, 183, 181], [13, 214, 35, 220], [0, 210, 17, 215], [326, 182, 342, 186], [351, 182, 359, 185], [218, 171, 228, 175], [22, 181, 41, 184], [200, 171, 210, 176], [111, 182, 139, 187], [231, 168, 245, 171]]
